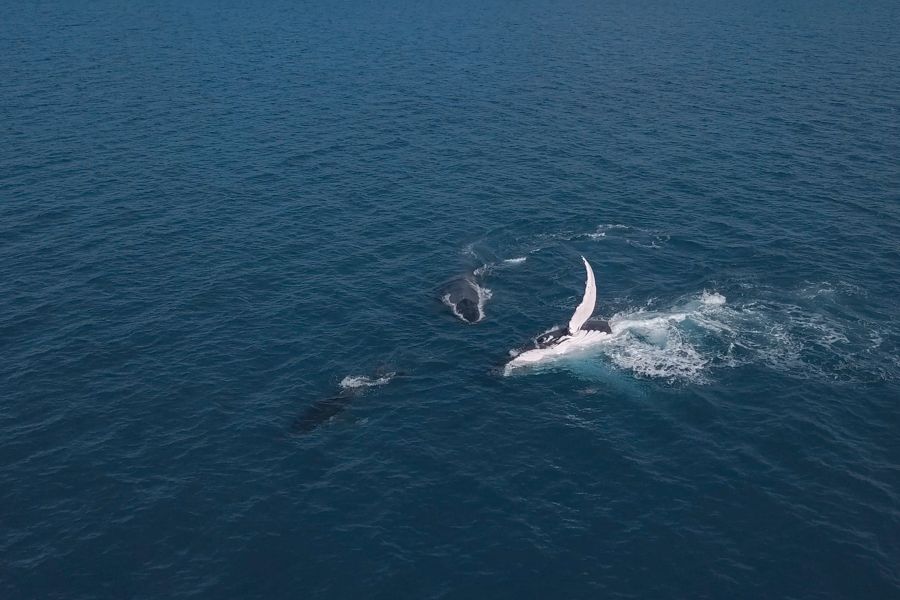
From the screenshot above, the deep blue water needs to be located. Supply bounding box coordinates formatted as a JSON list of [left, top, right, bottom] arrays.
[[2, 0, 900, 598]]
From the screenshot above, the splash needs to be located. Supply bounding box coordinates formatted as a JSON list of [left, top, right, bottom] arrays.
[[701, 291, 726, 306], [475, 282, 493, 321]]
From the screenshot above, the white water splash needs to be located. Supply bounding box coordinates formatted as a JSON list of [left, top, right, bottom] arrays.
[[475, 282, 492, 321], [701, 291, 726, 306]]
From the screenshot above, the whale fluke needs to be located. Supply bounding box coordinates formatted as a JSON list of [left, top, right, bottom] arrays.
[[568, 256, 597, 334]]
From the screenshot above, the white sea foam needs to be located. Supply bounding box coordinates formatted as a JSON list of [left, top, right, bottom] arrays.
[[701, 291, 726, 306], [503, 256, 527, 265], [475, 282, 492, 321], [604, 327, 708, 381], [601, 309, 708, 382], [340, 372, 396, 390], [442, 293, 465, 321]]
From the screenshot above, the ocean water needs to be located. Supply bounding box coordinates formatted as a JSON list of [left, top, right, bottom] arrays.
[[2, 0, 899, 598]]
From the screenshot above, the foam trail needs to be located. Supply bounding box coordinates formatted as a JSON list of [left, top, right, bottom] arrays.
[[475, 282, 492, 321], [340, 372, 396, 390], [474, 257, 527, 277]]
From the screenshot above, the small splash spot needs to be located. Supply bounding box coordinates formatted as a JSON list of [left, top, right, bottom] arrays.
[[701, 291, 727, 306], [340, 373, 396, 389]]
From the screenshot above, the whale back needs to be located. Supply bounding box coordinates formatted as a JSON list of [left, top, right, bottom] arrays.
[[568, 256, 596, 334]]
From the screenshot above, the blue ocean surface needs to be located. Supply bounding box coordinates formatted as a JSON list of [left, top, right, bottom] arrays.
[[2, 1, 899, 598]]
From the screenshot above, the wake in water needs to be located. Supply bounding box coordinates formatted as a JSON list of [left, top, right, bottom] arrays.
[[340, 372, 396, 389], [474, 256, 528, 277], [525, 223, 670, 254]]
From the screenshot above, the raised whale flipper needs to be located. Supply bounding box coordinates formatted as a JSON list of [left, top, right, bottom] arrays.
[[568, 256, 597, 334]]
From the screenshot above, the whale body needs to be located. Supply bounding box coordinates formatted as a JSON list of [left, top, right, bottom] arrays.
[[532, 319, 612, 349], [290, 371, 399, 435], [290, 395, 351, 434], [506, 256, 612, 371], [441, 276, 487, 324]]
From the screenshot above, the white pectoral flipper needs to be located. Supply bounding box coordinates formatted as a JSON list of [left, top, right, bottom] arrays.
[[504, 256, 610, 374], [567, 256, 597, 334]]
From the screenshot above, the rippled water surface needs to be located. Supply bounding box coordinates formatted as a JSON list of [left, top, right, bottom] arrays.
[[2, 1, 899, 598]]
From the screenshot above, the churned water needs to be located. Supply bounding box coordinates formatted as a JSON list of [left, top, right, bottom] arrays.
[[2, 1, 899, 598]]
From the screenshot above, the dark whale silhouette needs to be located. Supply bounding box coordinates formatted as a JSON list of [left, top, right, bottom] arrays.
[[290, 395, 353, 434], [440, 276, 484, 324], [290, 371, 401, 435]]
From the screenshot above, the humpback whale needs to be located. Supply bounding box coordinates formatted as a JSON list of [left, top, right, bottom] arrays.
[[290, 371, 398, 435], [291, 395, 352, 434], [441, 275, 488, 324], [506, 256, 612, 370]]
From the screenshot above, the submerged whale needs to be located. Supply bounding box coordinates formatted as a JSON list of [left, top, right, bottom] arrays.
[[291, 395, 352, 434], [441, 275, 488, 324], [290, 371, 398, 435], [506, 256, 612, 371]]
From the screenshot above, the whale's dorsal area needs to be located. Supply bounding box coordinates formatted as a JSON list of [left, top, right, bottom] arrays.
[[568, 256, 597, 334], [441, 276, 485, 324], [290, 395, 351, 434]]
